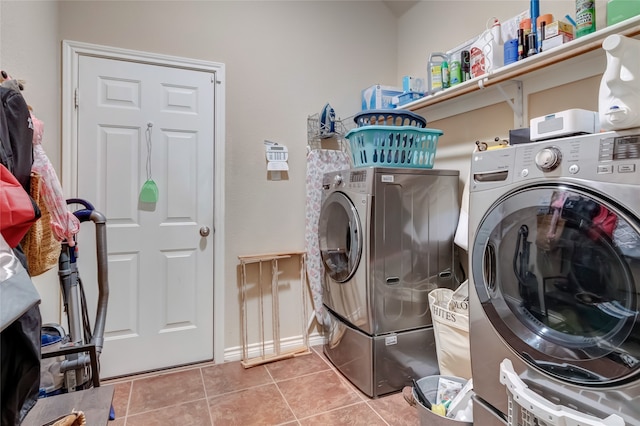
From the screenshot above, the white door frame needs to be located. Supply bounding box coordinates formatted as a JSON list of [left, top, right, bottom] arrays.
[[61, 40, 226, 363]]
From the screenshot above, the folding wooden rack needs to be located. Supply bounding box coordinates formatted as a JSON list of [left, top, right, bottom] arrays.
[[238, 251, 311, 368]]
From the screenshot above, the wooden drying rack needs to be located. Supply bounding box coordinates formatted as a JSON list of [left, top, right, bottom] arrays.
[[238, 251, 311, 368]]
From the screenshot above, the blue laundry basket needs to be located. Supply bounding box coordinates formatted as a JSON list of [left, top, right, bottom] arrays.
[[345, 125, 442, 168]]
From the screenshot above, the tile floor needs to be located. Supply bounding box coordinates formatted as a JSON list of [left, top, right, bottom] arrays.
[[104, 345, 420, 425]]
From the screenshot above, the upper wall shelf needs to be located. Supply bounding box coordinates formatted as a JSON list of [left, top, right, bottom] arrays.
[[402, 15, 640, 113]]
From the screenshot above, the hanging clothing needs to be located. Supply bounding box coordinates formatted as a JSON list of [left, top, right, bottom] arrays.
[[0, 81, 41, 426], [305, 149, 350, 324], [0, 86, 33, 193], [30, 113, 80, 246]]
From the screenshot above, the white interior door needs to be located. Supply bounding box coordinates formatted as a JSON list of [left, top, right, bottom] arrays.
[[75, 55, 215, 378]]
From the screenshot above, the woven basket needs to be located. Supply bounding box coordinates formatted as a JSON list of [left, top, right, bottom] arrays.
[[22, 172, 61, 276]]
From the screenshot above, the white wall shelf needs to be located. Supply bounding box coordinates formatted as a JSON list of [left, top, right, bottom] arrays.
[[403, 16, 640, 126]]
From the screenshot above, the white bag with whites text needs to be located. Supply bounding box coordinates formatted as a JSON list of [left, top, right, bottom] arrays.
[[428, 280, 471, 379]]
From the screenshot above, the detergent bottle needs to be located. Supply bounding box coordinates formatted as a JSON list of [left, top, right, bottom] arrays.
[[428, 52, 448, 95], [599, 34, 640, 130]]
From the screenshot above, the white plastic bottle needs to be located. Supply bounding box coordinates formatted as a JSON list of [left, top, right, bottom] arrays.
[[428, 53, 448, 95], [599, 34, 640, 130]]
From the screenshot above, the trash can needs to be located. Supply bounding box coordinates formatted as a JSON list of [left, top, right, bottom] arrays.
[[413, 375, 473, 426]]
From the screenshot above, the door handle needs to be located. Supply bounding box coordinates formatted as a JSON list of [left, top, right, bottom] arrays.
[[199, 226, 211, 237]]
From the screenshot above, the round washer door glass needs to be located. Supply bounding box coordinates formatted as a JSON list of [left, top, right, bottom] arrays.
[[319, 191, 362, 283], [472, 184, 640, 385]]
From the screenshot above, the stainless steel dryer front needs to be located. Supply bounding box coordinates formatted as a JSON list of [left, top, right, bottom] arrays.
[[469, 130, 640, 425], [319, 166, 460, 397]]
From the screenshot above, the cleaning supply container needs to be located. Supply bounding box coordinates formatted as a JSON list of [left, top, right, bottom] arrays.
[[599, 34, 640, 130], [607, 0, 640, 26], [413, 375, 473, 426], [450, 52, 463, 86], [428, 53, 449, 95], [576, 0, 596, 37]]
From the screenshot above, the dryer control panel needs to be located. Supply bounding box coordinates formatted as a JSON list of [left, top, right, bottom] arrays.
[[322, 168, 372, 194]]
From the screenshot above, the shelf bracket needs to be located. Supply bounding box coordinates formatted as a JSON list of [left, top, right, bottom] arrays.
[[495, 80, 524, 128]]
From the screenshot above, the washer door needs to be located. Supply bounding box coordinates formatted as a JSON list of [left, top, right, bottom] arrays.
[[319, 191, 363, 283], [472, 183, 640, 386]]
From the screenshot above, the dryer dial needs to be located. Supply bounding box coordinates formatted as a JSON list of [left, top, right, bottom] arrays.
[[535, 147, 562, 172], [333, 174, 344, 187]]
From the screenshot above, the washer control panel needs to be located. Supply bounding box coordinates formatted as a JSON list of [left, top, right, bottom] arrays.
[[511, 129, 640, 184], [472, 129, 640, 188]]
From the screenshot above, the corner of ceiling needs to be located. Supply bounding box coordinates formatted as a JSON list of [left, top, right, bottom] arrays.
[[382, 0, 420, 18]]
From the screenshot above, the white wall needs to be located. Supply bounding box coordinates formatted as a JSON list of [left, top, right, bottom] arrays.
[[0, 0, 62, 324], [1, 1, 399, 360]]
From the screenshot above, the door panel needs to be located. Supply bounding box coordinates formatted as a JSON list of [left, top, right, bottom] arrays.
[[77, 55, 215, 378]]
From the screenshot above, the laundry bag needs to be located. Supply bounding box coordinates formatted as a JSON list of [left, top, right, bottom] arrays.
[[428, 281, 471, 380]]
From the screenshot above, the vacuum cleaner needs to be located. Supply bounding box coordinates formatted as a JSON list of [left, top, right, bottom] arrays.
[[40, 198, 109, 396]]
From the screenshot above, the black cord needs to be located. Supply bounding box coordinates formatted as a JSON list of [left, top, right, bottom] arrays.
[[78, 275, 93, 345], [78, 274, 98, 389]]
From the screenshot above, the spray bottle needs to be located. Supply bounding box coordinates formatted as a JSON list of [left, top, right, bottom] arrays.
[[450, 52, 463, 86], [442, 59, 450, 89], [599, 34, 640, 130]]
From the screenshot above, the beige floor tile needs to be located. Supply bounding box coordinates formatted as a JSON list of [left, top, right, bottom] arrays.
[[126, 399, 211, 426], [208, 383, 295, 425], [110, 381, 131, 419], [299, 402, 388, 425], [276, 370, 362, 419], [265, 352, 331, 381], [368, 392, 419, 426], [201, 361, 273, 397], [128, 369, 205, 415]]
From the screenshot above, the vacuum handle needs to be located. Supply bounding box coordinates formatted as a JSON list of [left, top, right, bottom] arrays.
[[67, 198, 96, 223], [91, 210, 109, 355], [66, 198, 109, 355]]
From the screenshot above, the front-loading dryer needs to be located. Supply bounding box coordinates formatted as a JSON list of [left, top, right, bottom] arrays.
[[468, 130, 640, 425], [319, 166, 460, 397]]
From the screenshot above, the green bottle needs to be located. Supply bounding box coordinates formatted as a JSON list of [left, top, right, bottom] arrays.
[[442, 60, 450, 89], [576, 0, 596, 37], [450, 60, 462, 86]]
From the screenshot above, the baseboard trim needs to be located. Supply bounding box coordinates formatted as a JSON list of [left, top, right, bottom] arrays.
[[223, 332, 326, 363]]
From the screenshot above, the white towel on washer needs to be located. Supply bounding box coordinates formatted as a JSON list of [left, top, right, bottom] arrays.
[[305, 149, 351, 324], [454, 171, 470, 251]]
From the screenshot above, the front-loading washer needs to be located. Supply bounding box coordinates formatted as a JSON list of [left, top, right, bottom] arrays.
[[318, 166, 460, 397], [468, 129, 640, 425]]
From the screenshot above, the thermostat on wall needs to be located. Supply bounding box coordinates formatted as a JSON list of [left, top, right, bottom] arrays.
[[530, 109, 599, 141], [265, 142, 289, 181]]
